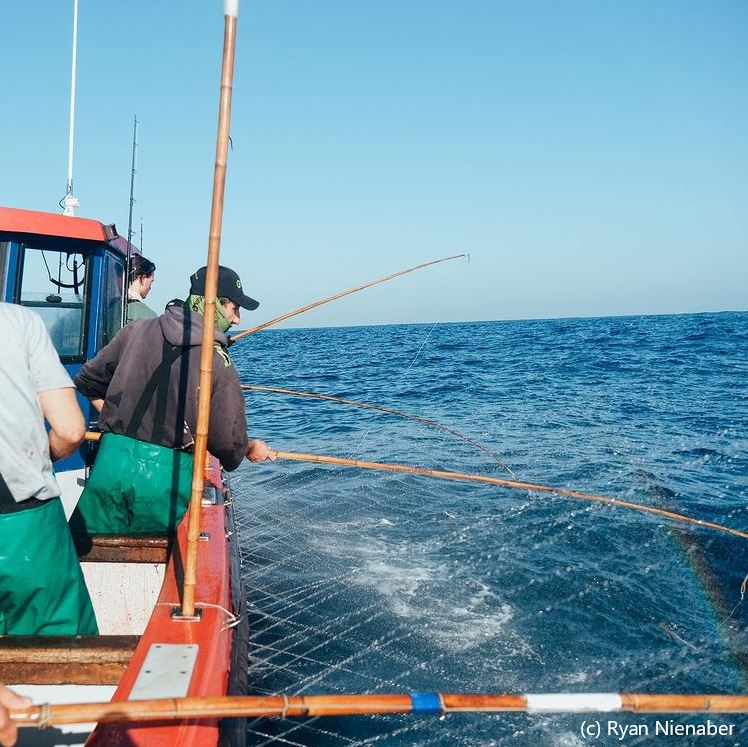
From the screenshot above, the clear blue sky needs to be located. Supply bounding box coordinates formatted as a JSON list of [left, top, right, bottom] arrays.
[[2, 1, 746, 326]]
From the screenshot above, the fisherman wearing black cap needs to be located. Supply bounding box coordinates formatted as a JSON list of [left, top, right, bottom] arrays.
[[73, 265, 274, 535]]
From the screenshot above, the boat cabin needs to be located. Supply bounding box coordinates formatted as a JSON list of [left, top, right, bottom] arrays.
[[0, 206, 247, 747], [0, 206, 135, 487]]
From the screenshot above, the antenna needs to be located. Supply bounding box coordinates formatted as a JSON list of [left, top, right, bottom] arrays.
[[62, 0, 79, 216], [123, 115, 139, 325], [126, 116, 139, 249]]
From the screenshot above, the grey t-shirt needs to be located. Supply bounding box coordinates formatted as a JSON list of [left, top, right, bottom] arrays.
[[0, 303, 74, 503]]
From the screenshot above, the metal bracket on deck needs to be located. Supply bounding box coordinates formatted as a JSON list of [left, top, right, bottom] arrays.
[[202, 486, 219, 505], [128, 643, 199, 700], [171, 606, 203, 621]]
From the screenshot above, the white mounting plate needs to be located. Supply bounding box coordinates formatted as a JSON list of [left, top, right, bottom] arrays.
[[128, 643, 198, 700]]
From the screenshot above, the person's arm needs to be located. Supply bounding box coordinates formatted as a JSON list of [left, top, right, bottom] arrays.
[[0, 685, 31, 747], [74, 326, 131, 401], [25, 308, 86, 460], [208, 356, 276, 469], [208, 373, 250, 471], [37, 388, 86, 461]]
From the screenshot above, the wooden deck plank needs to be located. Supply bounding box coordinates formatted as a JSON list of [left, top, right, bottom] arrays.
[[0, 635, 139, 685], [74, 534, 170, 563]]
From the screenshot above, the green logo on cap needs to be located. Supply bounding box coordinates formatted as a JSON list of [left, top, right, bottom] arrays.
[[236, 279, 242, 289]]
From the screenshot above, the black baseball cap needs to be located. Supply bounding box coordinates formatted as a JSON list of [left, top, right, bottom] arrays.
[[189, 265, 259, 310]]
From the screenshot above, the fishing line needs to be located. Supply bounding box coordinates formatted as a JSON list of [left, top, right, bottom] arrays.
[[345, 321, 438, 462], [273, 450, 748, 541], [404, 321, 437, 375], [242, 383, 518, 477]]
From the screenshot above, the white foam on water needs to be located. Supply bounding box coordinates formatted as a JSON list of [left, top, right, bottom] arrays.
[[552, 731, 585, 747], [337, 536, 527, 655], [558, 670, 589, 684]]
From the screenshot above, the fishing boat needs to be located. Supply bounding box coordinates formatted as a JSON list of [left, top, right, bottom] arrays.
[[0, 206, 249, 747], [3, 1, 747, 744]]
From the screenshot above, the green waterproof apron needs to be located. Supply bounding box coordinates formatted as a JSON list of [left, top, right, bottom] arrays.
[[0, 498, 98, 635], [72, 340, 194, 535]]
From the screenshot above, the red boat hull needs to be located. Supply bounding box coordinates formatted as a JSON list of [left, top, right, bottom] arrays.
[[86, 457, 246, 746]]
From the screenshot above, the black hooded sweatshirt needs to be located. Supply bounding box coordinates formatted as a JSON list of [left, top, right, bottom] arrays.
[[75, 305, 249, 470]]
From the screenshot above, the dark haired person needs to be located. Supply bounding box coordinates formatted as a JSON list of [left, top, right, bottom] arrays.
[[126, 254, 157, 322], [73, 265, 274, 535]]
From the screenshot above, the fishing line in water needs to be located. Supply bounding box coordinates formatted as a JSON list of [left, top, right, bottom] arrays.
[[241, 385, 518, 478], [274, 450, 748, 541], [239, 329, 446, 514], [345, 322, 438, 462]]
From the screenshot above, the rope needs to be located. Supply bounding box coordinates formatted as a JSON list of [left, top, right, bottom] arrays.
[[37, 703, 51, 729], [155, 601, 240, 630]]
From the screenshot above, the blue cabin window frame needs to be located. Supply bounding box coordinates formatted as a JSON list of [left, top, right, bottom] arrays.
[[96, 249, 126, 351], [14, 241, 93, 365], [0, 241, 9, 296]]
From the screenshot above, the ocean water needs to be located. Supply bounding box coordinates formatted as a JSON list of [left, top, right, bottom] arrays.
[[229, 311, 748, 746]]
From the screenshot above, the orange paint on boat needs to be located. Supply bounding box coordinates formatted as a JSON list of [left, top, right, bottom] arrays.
[[0, 206, 108, 242]]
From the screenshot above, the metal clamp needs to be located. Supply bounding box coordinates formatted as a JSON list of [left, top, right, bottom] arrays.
[[171, 605, 203, 621]]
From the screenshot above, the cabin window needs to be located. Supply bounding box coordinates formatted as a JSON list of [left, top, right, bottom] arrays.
[[18, 245, 87, 360], [98, 251, 125, 349]]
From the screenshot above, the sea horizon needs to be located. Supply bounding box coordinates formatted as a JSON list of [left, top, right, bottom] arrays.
[[235, 306, 748, 335]]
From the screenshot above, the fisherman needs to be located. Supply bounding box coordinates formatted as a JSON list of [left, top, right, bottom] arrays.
[[0, 303, 98, 635], [126, 254, 157, 322], [73, 265, 275, 535]]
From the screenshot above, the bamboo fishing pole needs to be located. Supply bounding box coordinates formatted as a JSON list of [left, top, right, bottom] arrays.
[[241, 383, 518, 477], [275, 451, 748, 541], [10, 692, 748, 727], [229, 253, 468, 342], [81, 432, 746, 539], [182, 0, 240, 618]]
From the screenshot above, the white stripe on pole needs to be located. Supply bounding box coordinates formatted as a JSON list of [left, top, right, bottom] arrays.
[[525, 694, 623, 713], [224, 0, 239, 17]]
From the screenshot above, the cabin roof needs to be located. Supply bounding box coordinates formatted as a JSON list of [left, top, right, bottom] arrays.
[[0, 206, 110, 242], [0, 206, 139, 258]]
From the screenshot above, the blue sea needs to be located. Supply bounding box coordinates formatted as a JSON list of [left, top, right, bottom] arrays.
[[229, 311, 748, 746]]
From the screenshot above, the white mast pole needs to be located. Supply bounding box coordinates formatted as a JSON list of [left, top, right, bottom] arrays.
[[63, 0, 80, 216]]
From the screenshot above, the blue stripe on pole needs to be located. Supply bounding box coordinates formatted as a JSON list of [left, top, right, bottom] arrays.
[[410, 692, 442, 713]]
